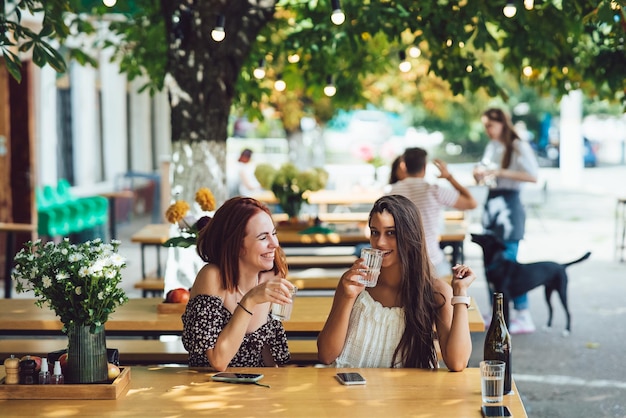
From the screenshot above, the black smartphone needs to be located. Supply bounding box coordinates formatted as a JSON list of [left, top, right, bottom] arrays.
[[335, 372, 366, 385], [481, 405, 512, 417], [211, 372, 264, 384]]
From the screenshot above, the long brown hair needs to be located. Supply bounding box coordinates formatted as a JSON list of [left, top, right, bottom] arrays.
[[196, 197, 288, 291], [369, 195, 441, 368], [482, 108, 520, 169]]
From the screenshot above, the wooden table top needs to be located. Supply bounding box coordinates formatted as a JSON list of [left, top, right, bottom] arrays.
[[130, 223, 171, 245], [0, 295, 484, 336], [278, 219, 467, 246], [253, 189, 384, 206], [0, 366, 527, 417]]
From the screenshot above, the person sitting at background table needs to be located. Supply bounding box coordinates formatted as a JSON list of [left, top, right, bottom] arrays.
[[317, 195, 475, 371], [388, 155, 407, 185], [182, 197, 296, 371], [388, 147, 477, 278]]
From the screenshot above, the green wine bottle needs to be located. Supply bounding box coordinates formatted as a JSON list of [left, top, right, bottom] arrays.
[[483, 292, 512, 394]]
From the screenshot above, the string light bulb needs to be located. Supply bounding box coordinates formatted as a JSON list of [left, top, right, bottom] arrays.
[[253, 59, 266, 79], [211, 15, 226, 42], [524, 0, 534, 10], [330, 0, 346, 25], [102, 0, 117, 6], [408, 46, 421, 58], [522, 65, 533, 77], [274, 75, 286, 92], [287, 53, 300, 64], [398, 51, 411, 73], [503, 1, 517, 18], [324, 76, 337, 97]]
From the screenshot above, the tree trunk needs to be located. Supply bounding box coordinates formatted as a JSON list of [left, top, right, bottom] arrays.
[[161, 0, 276, 205]]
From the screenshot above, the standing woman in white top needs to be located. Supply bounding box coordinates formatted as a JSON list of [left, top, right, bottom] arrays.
[[473, 108, 539, 335], [317, 195, 476, 370]]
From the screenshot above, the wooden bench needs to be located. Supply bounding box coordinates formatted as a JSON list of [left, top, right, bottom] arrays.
[[287, 268, 343, 290], [0, 337, 321, 365], [133, 278, 166, 294], [286, 255, 356, 269]]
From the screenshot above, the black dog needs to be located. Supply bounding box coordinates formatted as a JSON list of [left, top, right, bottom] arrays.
[[471, 233, 591, 336]]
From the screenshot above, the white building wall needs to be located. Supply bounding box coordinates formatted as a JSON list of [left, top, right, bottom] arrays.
[[128, 78, 153, 173], [70, 62, 101, 187], [100, 47, 129, 182], [153, 90, 172, 164], [34, 64, 59, 185]]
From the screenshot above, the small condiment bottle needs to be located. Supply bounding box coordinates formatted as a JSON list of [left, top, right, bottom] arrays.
[[3, 355, 20, 385], [51, 360, 64, 384], [39, 357, 51, 384], [19, 355, 37, 385]]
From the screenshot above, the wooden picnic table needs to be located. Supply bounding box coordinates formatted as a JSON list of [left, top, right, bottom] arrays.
[[130, 223, 170, 296], [0, 295, 484, 338], [0, 365, 528, 417]]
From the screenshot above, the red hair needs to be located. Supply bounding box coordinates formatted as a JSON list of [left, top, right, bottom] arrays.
[[196, 197, 287, 291]]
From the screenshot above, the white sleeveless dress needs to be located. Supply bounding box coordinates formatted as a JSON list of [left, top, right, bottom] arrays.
[[334, 291, 405, 368]]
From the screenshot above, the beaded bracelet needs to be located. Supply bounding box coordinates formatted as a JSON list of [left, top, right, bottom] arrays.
[[237, 301, 253, 315]]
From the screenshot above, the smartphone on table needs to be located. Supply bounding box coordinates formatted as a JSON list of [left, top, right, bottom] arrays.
[[335, 372, 366, 385], [211, 372, 264, 384], [481, 405, 512, 417]]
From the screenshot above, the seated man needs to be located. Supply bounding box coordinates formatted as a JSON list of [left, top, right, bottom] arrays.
[[387, 147, 476, 278]]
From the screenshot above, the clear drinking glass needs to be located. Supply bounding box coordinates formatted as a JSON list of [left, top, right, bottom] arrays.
[[480, 360, 506, 403], [270, 286, 298, 321], [357, 248, 384, 287]]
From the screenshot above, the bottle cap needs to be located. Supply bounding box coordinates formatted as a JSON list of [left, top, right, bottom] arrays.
[[53, 360, 63, 375], [40, 357, 49, 372]]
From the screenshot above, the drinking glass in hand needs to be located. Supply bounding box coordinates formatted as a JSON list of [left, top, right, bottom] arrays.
[[357, 248, 384, 287], [270, 286, 298, 321]]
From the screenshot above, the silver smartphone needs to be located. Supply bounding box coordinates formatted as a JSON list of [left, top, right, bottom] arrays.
[[335, 372, 366, 385], [211, 372, 264, 384]]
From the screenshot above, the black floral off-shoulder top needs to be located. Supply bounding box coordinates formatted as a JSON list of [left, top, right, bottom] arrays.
[[182, 294, 290, 367]]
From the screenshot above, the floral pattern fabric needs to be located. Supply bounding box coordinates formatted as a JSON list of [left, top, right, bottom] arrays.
[[182, 294, 290, 367]]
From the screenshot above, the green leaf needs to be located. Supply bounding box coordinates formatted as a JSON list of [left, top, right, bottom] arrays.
[[1, 48, 22, 83], [162, 237, 197, 248], [31, 44, 47, 67]]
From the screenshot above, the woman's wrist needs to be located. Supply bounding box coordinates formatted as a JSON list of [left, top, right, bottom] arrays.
[[236, 301, 253, 315], [451, 296, 471, 308]]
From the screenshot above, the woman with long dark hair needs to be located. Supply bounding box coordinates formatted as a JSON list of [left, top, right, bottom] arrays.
[[474, 108, 539, 334], [317, 195, 475, 370]]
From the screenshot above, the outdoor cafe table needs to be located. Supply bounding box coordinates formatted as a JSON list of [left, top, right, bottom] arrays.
[[0, 296, 484, 338], [0, 366, 528, 417], [277, 219, 468, 265]]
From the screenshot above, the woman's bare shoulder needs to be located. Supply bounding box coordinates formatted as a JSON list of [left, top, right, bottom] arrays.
[[190, 264, 225, 298]]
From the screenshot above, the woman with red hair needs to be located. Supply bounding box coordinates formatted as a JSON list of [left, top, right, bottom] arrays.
[[182, 197, 295, 370]]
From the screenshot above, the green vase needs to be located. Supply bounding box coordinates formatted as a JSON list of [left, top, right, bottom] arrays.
[[66, 323, 108, 384]]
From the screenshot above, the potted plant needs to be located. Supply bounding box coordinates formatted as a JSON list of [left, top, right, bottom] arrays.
[[12, 238, 128, 383], [254, 163, 329, 221]]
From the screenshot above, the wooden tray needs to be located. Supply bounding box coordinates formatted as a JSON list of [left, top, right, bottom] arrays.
[[156, 302, 187, 314], [0, 367, 131, 399]]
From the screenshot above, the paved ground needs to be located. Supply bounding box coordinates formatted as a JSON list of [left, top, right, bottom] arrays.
[[6, 164, 626, 417], [464, 165, 626, 418]]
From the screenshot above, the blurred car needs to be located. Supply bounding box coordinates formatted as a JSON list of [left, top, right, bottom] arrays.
[[538, 137, 598, 168], [583, 137, 598, 167]]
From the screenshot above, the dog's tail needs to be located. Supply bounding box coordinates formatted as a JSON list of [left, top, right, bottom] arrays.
[[563, 251, 591, 268]]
